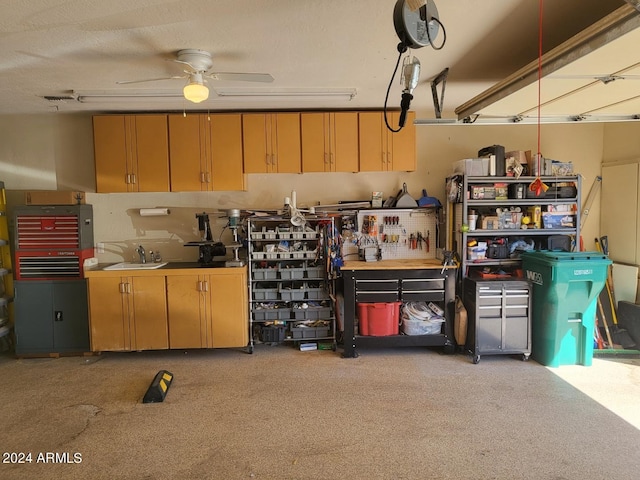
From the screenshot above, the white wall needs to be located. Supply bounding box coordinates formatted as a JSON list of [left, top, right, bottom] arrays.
[[0, 114, 607, 262]]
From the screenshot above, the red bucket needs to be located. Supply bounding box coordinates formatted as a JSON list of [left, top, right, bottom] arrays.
[[357, 302, 401, 336]]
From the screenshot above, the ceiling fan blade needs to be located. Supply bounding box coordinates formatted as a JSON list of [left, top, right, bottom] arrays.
[[206, 72, 274, 83], [116, 75, 186, 85]]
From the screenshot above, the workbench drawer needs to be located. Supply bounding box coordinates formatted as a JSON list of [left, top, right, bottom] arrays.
[[355, 279, 399, 291], [401, 278, 445, 291], [356, 292, 400, 302], [402, 290, 445, 302]]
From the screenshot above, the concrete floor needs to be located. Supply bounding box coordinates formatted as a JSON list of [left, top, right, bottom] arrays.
[[0, 346, 639, 480]]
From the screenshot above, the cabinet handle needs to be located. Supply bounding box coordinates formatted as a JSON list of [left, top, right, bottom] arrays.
[[197, 280, 203, 292], [125, 174, 130, 184], [330, 152, 334, 164], [203, 280, 209, 292], [206, 172, 211, 183], [265, 154, 270, 165], [131, 174, 137, 185], [119, 282, 126, 293], [200, 172, 206, 183], [271, 154, 276, 166], [324, 153, 329, 164], [126, 283, 131, 294]]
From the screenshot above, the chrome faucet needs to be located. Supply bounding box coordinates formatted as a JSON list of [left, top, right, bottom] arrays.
[[135, 245, 146, 264]]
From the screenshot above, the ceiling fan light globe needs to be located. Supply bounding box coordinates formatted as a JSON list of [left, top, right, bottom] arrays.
[[183, 83, 209, 103]]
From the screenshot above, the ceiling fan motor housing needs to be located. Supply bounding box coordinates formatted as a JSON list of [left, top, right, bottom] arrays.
[[176, 49, 214, 72]]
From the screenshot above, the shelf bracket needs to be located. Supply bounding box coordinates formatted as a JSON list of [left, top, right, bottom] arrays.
[[430, 68, 449, 119]]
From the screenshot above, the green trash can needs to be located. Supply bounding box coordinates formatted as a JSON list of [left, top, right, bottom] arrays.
[[521, 251, 611, 367]]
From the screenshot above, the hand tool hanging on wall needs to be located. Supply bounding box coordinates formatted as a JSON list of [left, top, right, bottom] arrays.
[[595, 237, 636, 349]]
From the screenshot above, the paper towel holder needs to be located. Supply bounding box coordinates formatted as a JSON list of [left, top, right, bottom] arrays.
[[139, 208, 171, 216]]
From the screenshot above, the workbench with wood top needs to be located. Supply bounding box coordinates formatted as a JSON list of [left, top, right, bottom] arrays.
[[341, 259, 457, 358]]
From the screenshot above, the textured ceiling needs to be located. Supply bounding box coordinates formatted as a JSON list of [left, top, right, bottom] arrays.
[[0, 0, 625, 118]]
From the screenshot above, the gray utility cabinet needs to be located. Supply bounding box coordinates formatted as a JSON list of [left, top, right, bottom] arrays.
[[463, 278, 531, 364], [14, 280, 89, 355]]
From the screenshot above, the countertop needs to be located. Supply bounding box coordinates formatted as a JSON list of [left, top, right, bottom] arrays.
[[84, 262, 247, 278], [342, 259, 455, 271]]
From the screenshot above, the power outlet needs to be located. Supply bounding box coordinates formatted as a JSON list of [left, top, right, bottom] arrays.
[[96, 242, 105, 254]]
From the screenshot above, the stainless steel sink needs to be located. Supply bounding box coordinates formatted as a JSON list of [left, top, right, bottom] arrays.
[[103, 261, 168, 271]]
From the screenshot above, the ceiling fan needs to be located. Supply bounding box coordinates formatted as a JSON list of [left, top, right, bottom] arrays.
[[116, 49, 274, 103]]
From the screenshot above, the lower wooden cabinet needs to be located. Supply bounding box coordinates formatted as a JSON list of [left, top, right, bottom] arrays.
[[166, 269, 248, 349], [86, 267, 248, 352], [87, 275, 168, 352]]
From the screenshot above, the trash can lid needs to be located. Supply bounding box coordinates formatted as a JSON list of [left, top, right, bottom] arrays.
[[521, 250, 611, 265]]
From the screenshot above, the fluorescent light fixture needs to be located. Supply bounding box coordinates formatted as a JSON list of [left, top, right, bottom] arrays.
[[183, 73, 209, 103], [213, 87, 357, 101], [73, 87, 357, 104], [74, 90, 184, 103]]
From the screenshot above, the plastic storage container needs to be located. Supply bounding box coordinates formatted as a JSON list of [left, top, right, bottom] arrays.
[[357, 302, 401, 336], [521, 251, 611, 367]]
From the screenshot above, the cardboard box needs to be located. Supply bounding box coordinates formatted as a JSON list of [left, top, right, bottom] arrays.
[[494, 182, 508, 200], [470, 185, 495, 200], [542, 212, 576, 229], [505, 150, 531, 176], [25, 190, 86, 205]]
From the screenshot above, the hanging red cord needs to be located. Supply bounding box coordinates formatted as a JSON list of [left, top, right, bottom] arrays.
[[530, 0, 548, 196]]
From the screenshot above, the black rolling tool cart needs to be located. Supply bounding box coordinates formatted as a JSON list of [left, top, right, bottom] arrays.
[[463, 278, 532, 364]]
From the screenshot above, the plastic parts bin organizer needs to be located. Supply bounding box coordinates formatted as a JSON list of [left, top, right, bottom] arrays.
[[357, 302, 401, 336], [521, 251, 611, 367]]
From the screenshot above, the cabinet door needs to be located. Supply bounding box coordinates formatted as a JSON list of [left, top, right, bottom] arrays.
[[358, 111, 386, 171], [166, 275, 208, 348], [168, 114, 207, 191], [88, 276, 129, 351], [389, 111, 416, 172], [93, 115, 129, 193], [52, 280, 89, 351], [358, 111, 416, 172], [301, 112, 358, 173], [242, 114, 270, 173], [209, 114, 246, 191], [332, 112, 359, 172], [208, 270, 248, 348], [133, 115, 170, 192], [273, 113, 302, 173], [14, 281, 54, 353], [301, 112, 329, 172], [130, 276, 168, 350]]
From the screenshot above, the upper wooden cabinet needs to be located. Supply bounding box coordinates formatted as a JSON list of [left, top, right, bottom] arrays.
[[242, 113, 301, 173], [358, 111, 416, 172], [301, 112, 359, 172], [93, 115, 170, 193], [168, 113, 246, 191]]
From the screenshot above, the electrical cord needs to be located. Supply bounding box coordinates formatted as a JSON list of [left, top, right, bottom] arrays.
[[427, 17, 447, 50], [383, 46, 406, 133]]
